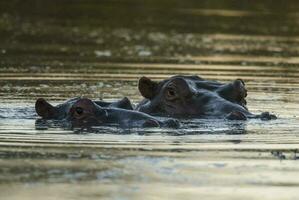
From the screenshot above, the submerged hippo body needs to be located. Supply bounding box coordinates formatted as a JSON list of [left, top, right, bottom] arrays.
[[35, 97, 179, 128], [35, 96, 133, 120], [136, 75, 276, 120]]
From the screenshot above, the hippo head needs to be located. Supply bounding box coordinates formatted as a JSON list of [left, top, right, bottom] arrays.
[[137, 75, 250, 118], [137, 76, 206, 117], [68, 98, 107, 127], [68, 98, 176, 128]]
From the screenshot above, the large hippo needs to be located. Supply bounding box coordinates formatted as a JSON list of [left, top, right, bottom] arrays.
[[136, 75, 276, 120], [35, 97, 179, 128]]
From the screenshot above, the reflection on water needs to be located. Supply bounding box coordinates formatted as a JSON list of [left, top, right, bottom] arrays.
[[1, 0, 299, 199]]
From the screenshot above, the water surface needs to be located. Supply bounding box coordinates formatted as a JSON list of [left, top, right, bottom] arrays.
[[0, 0, 299, 199]]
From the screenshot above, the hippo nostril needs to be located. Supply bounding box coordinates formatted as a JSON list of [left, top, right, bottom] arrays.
[[75, 107, 83, 115]]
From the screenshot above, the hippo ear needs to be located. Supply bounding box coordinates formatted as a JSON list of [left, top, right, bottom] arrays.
[[35, 98, 56, 119], [138, 76, 158, 99], [170, 78, 194, 97], [109, 97, 134, 110]]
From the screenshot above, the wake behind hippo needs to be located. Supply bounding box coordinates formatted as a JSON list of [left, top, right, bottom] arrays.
[[136, 75, 277, 120], [35, 97, 179, 129]]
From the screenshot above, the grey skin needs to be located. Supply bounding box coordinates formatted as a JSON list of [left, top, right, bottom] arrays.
[[68, 98, 180, 128], [35, 96, 133, 120], [136, 75, 276, 120]]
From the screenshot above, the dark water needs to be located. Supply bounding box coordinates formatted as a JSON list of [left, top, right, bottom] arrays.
[[1, 1, 299, 199]]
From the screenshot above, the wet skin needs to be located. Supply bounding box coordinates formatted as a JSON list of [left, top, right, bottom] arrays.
[[35, 96, 133, 120], [136, 75, 276, 120], [35, 98, 179, 128], [69, 98, 179, 128]]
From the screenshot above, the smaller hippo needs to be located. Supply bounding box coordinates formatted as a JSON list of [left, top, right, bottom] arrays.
[[35, 97, 179, 129], [35, 96, 133, 120], [68, 98, 179, 128]]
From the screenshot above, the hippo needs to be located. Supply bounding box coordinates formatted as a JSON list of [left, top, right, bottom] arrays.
[[35, 96, 133, 120], [136, 75, 276, 120], [35, 97, 179, 128]]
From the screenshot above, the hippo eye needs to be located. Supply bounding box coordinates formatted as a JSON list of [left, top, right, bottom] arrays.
[[75, 107, 83, 115], [168, 89, 175, 96], [166, 87, 177, 100]]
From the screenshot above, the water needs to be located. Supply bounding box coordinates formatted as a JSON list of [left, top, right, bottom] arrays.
[[1, 0, 299, 199]]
